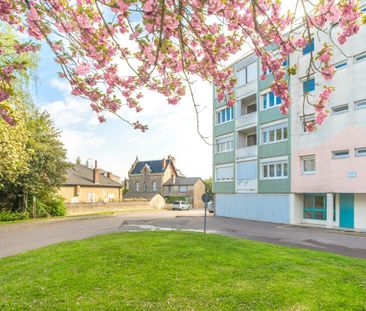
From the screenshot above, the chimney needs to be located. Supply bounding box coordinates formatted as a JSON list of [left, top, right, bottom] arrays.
[[168, 155, 176, 167], [93, 160, 100, 184], [107, 172, 112, 179], [162, 158, 167, 170], [172, 174, 176, 184]]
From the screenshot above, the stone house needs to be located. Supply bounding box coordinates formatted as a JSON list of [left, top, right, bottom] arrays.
[[58, 161, 123, 203], [162, 176, 206, 209]]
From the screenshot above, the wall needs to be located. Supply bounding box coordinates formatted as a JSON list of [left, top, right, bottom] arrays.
[[66, 198, 165, 216], [59, 186, 122, 203], [355, 194, 366, 230], [215, 193, 290, 224]]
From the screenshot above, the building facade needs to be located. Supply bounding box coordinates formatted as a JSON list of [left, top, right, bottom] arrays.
[[213, 5, 366, 230]]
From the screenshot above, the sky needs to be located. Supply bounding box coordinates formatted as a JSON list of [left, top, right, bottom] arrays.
[[32, 44, 213, 180]]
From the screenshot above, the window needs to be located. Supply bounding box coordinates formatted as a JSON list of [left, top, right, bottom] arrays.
[[179, 185, 187, 193], [355, 52, 366, 63], [152, 181, 157, 192], [264, 58, 288, 76], [262, 91, 281, 110], [355, 99, 366, 110], [302, 38, 314, 55], [334, 61, 347, 70], [247, 134, 257, 147], [237, 160, 257, 180], [217, 107, 234, 124], [87, 192, 95, 203], [301, 156, 316, 174], [168, 185, 172, 193], [216, 135, 234, 153], [236, 61, 257, 87], [215, 165, 234, 182], [261, 161, 288, 179], [301, 114, 315, 133], [332, 104, 348, 114], [303, 194, 327, 221], [303, 78, 315, 93], [246, 103, 257, 114], [332, 150, 349, 159], [355, 148, 366, 157], [362, 6, 366, 13], [135, 182, 140, 192], [247, 62, 257, 83], [262, 123, 288, 144], [144, 182, 147, 192]]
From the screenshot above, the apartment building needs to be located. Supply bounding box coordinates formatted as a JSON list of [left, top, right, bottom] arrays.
[[213, 5, 366, 230]]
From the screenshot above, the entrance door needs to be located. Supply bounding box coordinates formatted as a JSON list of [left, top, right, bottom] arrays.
[[339, 193, 354, 228]]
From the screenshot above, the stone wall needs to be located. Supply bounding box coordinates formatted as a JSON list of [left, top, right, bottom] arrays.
[[66, 200, 165, 216]]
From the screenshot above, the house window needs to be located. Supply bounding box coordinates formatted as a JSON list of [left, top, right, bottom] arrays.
[[247, 134, 257, 147], [355, 99, 366, 110], [301, 115, 315, 133], [179, 186, 187, 193], [334, 61, 347, 70], [303, 194, 327, 221], [246, 103, 257, 114], [332, 150, 349, 159], [87, 192, 95, 203], [355, 52, 366, 63], [332, 104, 348, 114], [135, 182, 140, 192], [301, 156, 316, 174], [302, 38, 314, 55], [215, 164, 234, 182], [261, 161, 288, 180], [237, 160, 257, 180], [262, 91, 281, 110], [235, 61, 257, 87], [303, 78, 315, 93], [143, 183, 147, 192], [217, 107, 234, 124], [168, 185, 172, 193], [355, 147, 366, 157], [216, 135, 234, 153], [262, 123, 288, 144], [152, 181, 157, 192]]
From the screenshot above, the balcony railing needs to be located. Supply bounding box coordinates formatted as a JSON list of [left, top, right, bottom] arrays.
[[236, 179, 257, 192], [236, 112, 257, 129], [236, 145, 257, 159]]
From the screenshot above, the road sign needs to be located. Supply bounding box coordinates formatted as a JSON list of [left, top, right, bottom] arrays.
[[201, 192, 211, 203]]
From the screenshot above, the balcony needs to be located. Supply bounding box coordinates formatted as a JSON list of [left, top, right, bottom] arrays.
[[236, 111, 257, 129], [236, 145, 257, 159], [236, 179, 257, 193]]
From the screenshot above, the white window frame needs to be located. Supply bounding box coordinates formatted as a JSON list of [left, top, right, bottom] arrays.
[[261, 122, 288, 145], [235, 61, 257, 87], [215, 164, 234, 182], [179, 185, 188, 193], [135, 182, 140, 192], [261, 90, 282, 111], [152, 181, 157, 192], [300, 114, 315, 134], [216, 134, 234, 153], [261, 160, 288, 180], [355, 147, 366, 157], [301, 155, 316, 175], [331, 104, 349, 115], [334, 60, 348, 70], [332, 150, 350, 159], [216, 106, 234, 125], [354, 51, 366, 63], [87, 192, 95, 203]]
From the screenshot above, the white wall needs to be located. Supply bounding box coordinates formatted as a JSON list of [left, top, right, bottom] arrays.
[[355, 194, 366, 230]]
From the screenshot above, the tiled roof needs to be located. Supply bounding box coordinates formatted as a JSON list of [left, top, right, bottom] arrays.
[[163, 177, 202, 186], [130, 159, 171, 175], [64, 164, 122, 187]]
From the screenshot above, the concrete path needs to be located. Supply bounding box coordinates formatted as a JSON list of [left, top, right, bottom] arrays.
[[0, 209, 365, 259]]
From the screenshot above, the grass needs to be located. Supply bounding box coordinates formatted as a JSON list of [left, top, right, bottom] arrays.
[[0, 231, 365, 310]]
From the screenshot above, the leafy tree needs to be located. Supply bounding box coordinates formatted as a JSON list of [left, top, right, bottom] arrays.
[[203, 178, 213, 196], [0, 1, 365, 132]]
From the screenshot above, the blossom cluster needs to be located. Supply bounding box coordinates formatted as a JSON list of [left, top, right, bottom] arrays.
[[0, 0, 364, 129]]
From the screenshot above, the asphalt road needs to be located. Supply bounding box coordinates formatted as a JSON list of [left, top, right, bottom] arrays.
[[0, 209, 365, 259]]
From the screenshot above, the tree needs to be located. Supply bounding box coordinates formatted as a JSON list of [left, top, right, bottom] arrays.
[[203, 178, 213, 196], [0, 1, 365, 132], [0, 107, 69, 212]]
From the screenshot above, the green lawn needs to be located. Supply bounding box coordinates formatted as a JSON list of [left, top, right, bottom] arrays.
[[0, 232, 365, 310]]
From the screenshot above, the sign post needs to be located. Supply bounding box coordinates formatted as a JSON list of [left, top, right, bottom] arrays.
[[201, 192, 211, 234]]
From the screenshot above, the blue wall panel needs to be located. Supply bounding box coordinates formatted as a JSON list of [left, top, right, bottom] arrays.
[[215, 194, 290, 224]]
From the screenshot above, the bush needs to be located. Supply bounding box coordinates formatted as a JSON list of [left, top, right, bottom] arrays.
[[0, 211, 29, 222], [45, 196, 66, 217]]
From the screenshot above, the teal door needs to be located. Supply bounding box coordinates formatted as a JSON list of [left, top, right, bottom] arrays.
[[339, 193, 354, 228]]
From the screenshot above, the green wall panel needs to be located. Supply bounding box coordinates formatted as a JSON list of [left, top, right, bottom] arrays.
[[213, 182, 235, 194], [214, 152, 235, 165], [259, 141, 290, 158]]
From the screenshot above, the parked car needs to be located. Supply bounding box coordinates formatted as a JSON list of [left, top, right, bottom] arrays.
[[207, 201, 215, 214], [172, 201, 191, 210]]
